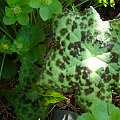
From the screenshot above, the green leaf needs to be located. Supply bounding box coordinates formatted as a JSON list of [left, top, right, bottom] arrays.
[[7, 0, 17, 7], [22, 5, 33, 13], [5, 7, 13, 17], [36, 44, 46, 64], [50, 0, 62, 14], [17, 14, 29, 25], [110, 107, 120, 120], [42, 90, 67, 105], [17, 24, 45, 47], [0, 36, 13, 54], [90, 100, 109, 120], [3, 15, 16, 25], [1, 60, 17, 80], [77, 113, 95, 120], [29, 0, 41, 8], [37, 6, 120, 110], [39, 5, 52, 21]]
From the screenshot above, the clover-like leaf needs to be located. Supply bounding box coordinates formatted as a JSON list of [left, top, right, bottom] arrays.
[[3, 0, 32, 25], [37, 7, 120, 110], [29, 0, 62, 21]]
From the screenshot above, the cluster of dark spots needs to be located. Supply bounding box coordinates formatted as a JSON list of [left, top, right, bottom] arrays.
[[85, 79, 91, 86], [63, 56, 70, 64], [82, 16, 87, 21], [71, 82, 80, 90], [68, 42, 74, 50], [105, 32, 111, 38], [79, 22, 87, 29], [46, 70, 53, 76], [101, 73, 111, 83], [80, 10, 86, 16], [70, 49, 79, 57], [75, 65, 82, 75], [75, 74, 80, 81], [66, 75, 73, 81], [105, 67, 110, 74], [100, 87, 105, 93], [81, 31, 86, 41], [59, 48, 65, 55], [66, 18, 72, 25], [84, 87, 94, 95], [56, 36, 61, 41], [106, 87, 111, 92], [87, 30, 92, 37], [61, 41, 66, 46], [73, 41, 81, 49], [49, 67, 52, 71], [79, 81, 84, 86], [106, 94, 111, 99], [51, 52, 56, 60], [82, 69, 90, 79], [97, 82, 104, 89], [100, 96, 105, 100], [112, 73, 119, 82], [96, 91, 101, 98], [60, 28, 68, 36], [58, 73, 65, 82], [86, 101, 92, 107], [56, 59, 66, 69], [48, 79, 53, 84], [115, 29, 119, 35], [54, 20, 58, 27], [110, 52, 119, 63], [88, 18, 94, 26], [75, 16, 80, 20], [72, 21, 77, 31], [66, 33, 70, 40]]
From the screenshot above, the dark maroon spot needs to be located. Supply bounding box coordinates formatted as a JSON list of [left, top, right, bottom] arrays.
[[66, 18, 72, 25], [66, 33, 70, 40], [60, 28, 68, 36], [84, 87, 94, 95], [81, 31, 86, 41], [68, 43, 73, 50], [88, 18, 94, 26], [58, 73, 65, 82], [63, 56, 70, 64], [112, 73, 119, 82], [46, 70, 53, 76], [72, 21, 77, 31], [75, 74, 80, 81], [59, 48, 65, 55], [56, 59, 65, 69]]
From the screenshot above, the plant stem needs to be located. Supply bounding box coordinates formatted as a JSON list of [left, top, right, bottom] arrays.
[[75, 0, 90, 8], [0, 54, 6, 80], [33, 10, 37, 26], [0, 26, 13, 40]]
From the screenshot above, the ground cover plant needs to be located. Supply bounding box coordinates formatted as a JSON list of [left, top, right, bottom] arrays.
[[0, 0, 120, 120]]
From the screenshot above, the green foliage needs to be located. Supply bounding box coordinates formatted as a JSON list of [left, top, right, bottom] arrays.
[[0, 59, 17, 80], [29, 0, 62, 21], [0, 36, 13, 54], [0, 0, 119, 119], [98, 0, 115, 7], [37, 6, 120, 110], [3, 0, 32, 25], [77, 100, 120, 120]]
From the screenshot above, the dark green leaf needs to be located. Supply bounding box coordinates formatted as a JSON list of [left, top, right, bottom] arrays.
[[3, 15, 16, 25], [17, 14, 29, 25]]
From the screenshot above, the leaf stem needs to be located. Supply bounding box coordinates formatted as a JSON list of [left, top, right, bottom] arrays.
[[0, 26, 13, 40], [0, 54, 6, 80]]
